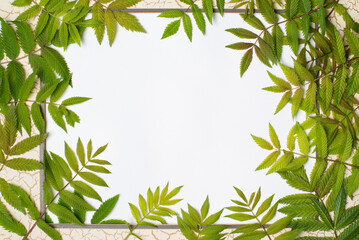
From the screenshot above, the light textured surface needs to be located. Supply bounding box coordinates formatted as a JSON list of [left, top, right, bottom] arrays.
[[0, 0, 359, 239]]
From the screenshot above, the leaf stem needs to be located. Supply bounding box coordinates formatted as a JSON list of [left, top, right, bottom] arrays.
[[22, 163, 87, 239], [0, 48, 42, 65], [252, 0, 338, 50], [282, 149, 359, 169], [249, 206, 272, 240]]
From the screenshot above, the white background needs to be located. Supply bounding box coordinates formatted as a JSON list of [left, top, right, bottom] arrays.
[[47, 13, 301, 224]]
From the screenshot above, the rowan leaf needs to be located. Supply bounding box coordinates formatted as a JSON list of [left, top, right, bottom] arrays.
[[59, 190, 95, 211], [192, 4, 205, 34], [37, 219, 62, 240], [251, 135, 273, 150], [91, 195, 119, 224], [70, 181, 102, 201], [182, 14, 192, 42], [31, 103, 45, 133], [48, 203, 83, 225], [113, 11, 146, 33], [161, 20, 181, 39], [240, 48, 253, 77], [79, 172, 108, 187]]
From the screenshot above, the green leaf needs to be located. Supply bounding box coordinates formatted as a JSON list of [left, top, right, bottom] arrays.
[[241, 14, 265, 30], [261, 202, 278, 224], [37, 219, 62, 240], [203, 209, 223, 226], [296, 123, 309, 154], [201, 196, 210, 219], [129, 202, 142, 222], [35, 12, 49, 37], [294, 60, 314, 82], [226, 28, 257, 39], [178, 216, 197, 240], [304, 82, 317, 113], [3, 106, 18, 148], [12, 0, 31, 6], [10, 184, 39, 220], [113, 11, 146, 33], [10, 133, 47, 156], [18, 72, 35, 101], [334, 65, 348, 104], [65, 142, 78, 172], [231, 223, 261, 234], [0, 199, 27, 236], [216, 0, 224, 15], [0, 178, 25, 214], [268, 124, 280, 149], [1, 19, 19, 60], [267, 216, 292, 234], [16, 102, 31, 135], [251, 135, 273, 150], [240, 48, 253, 77], [108, 0, 141, 9], [182, 14, 192, 42], [202, 0, 213, 24], [337, 220, 359, 240], [345, 28, 359, 56], [91, 195, 119, 224], [275, 91, 291, 114], [235, 230, 266, 240], [36, 81, 59, 102], [291, 88, 304, 118], [274, 230, 301, 240], [16, 5, 41, 21], [13, 21, 35, 54], [76, 138, 86, 166], [48, 103, 67, 132], [42, 47, 70, 79], [279, 170, 311, 191], [317, 0, 326, 34], [48, 203, 83, 225], [31, 103, 45, 133], [256, 195, 273, 216], [285, 0, 299, 18], [70, 181, 102, 201], [59, 22, 69, 48], [61, 96, 91, 106], [105, 9, 117, 46], [226, 42, 253, 50], [316, 123, 327, 159], [286, 21, 299, 54], [337, 205, 359, 229], [273, 25, 284, 60], [92, 2, 105, 44], [256, 0, 277, 24], [158, 10, 184, 18], [50, 152, 72, 181], [92, 143, 108, 158], [334, 186, 346, 227], [311, 198, 333, 228], [192, 4, 205, 34], [7, 60, 25, 100], [161, 20, 181, 39], [59, 190, 95, 211], [333, 28, 345, 64], [339, 129, 352, 162], [280, 64, 300, 86], [256, 151, 280, 170], [79, 171, 108, 187], [4, 158, 42, 171], [225, 213, 255, 221]]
